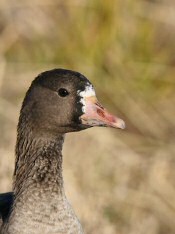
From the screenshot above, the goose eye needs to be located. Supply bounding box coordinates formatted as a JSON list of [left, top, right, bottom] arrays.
[[58, 88, 69, 97]]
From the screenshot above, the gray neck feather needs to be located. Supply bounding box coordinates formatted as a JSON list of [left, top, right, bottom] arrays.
[[1, 118, 83, 234], [14, 131, 65, 200]]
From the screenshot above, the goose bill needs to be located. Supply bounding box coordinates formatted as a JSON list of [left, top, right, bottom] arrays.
[[80, 96, 125, 129]]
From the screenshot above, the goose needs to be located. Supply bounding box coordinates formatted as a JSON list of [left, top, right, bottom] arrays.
[[0, 68, 125, 234]]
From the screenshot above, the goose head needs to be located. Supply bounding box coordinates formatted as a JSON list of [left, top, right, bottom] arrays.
[[19, 69, 125, 137]]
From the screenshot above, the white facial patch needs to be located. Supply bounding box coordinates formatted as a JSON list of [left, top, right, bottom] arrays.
[[78, 84, 96, 113]]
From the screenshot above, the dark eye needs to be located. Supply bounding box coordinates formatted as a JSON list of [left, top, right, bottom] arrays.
[[58, 88, 69, 97]]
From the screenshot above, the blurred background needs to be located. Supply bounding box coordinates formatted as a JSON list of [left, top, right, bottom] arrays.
[[0, 0, 175, 233]]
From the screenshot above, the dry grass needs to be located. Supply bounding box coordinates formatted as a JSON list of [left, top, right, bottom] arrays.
[[0, 0, 175, 233]]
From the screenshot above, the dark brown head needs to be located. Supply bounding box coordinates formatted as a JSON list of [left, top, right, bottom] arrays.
[[18, 69, 125, 138]]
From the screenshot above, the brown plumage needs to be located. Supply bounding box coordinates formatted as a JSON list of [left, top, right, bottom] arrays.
[[0, 69, 125, 234]]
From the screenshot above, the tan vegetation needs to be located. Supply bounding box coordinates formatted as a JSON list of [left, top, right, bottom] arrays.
[[0, 0, 175, 233]]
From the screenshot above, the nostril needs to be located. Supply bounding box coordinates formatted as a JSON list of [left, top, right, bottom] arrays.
[[97, 109, 105, 118]]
